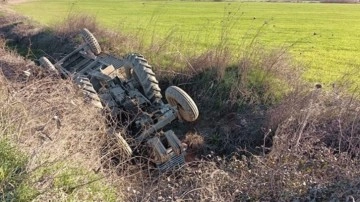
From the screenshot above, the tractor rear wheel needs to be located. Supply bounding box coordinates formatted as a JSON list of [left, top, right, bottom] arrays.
[[124, 54, 162, 103]]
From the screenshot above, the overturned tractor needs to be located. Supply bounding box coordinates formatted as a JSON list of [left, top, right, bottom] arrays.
[[39, 28, 199, 171]]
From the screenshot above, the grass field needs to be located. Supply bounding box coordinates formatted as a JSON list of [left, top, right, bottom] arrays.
[[10, 0, 360, 86]]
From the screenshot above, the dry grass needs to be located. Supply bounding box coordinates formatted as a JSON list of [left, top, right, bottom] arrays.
[[1, 38, 104, 166], [257, 88, 360, 200], [0, 37, 124, 201], [1, 12, 360, 201], [140, 87, 360, 201], [53, 14, 138, 55], [168, 45, 303, 112]]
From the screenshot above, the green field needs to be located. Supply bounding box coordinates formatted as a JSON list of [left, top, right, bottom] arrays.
[[11, 0, 360, 86]]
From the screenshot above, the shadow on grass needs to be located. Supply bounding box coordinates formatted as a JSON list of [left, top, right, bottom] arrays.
[[0, 15, 76, 62]]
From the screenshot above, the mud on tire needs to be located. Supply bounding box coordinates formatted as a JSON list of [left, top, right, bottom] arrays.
[[165, 86, 199, 122], [81, 28, 101, 55], [124, 53, 162, 103]]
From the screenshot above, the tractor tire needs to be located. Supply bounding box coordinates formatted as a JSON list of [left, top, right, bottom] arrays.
[[165, 86, 199, 122], [115, 132, 133, 158], [75, 76, 103, 109], [101, 133, 132, 169], [81, 28, 101, 55], [39, 57, 57, 73], [124, 53, 162, 103]]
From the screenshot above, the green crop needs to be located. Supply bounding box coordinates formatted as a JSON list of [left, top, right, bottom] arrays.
[[12, 0, 360, 86]]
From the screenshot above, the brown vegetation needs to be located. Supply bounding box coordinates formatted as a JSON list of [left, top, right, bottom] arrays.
[[0, 36, 125, 200], [0, 12, 359, 201]]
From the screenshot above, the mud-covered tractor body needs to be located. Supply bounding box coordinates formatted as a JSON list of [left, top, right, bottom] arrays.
[[39, 29, 199, 171]]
